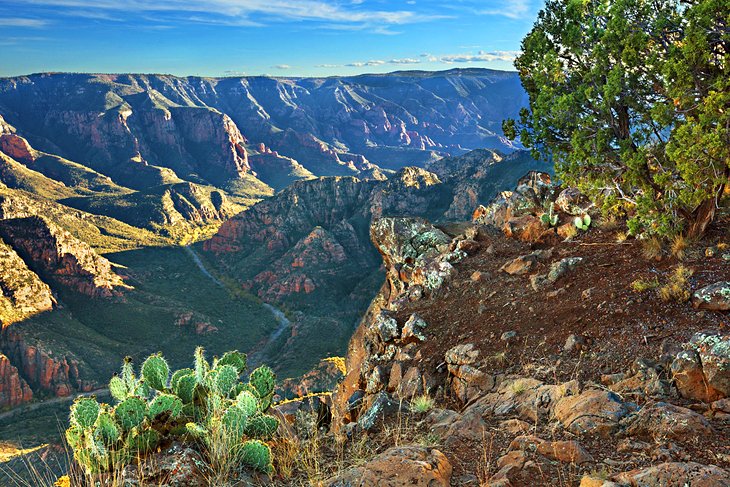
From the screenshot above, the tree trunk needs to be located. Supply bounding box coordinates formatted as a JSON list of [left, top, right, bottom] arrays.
[[686, 171, 728, 238], [686, 197, 718, 238]]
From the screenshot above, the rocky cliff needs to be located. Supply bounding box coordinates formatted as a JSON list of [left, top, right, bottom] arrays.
[[0, 216, 126, 297], [320, 177, 730, 486]]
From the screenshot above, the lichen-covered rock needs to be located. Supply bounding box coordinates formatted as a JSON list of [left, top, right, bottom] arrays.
[[531, 257, 583, 291], [671, 350, 723, 402], [691, 282, 730, 311], [401, 313, 427, 342], [553, 389, 629, 437], [121, 443, 207, 486], [621, 402, 713, 440], [324, 446, 452, 487], [555, 187, 591, 216], [672, 333, 730, 400], [613, 461, 730, 487]]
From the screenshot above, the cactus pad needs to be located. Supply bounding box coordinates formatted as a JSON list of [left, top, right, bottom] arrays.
[[148, 393, 183, 420], [71, 397, 100, 429], [114, 397, 147, 430], [217, 350, 247, 374], [240, 440, 273, 473], [141, 353, 169, 391]]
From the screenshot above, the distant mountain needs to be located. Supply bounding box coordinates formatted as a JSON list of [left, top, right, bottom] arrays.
[[0, 69, 525, 186]]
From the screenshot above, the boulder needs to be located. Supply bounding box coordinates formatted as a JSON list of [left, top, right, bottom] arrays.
[[621, 402, 713, 441], [613, 462, 730, 487], [324, 446, 452, 487], [531, 257, 583, 291], [121, 443, 206, 486], [671, 350, 723, 402], [555, 187, 591, 216], [553, 389, 629, 437], [401, 313, 427, 342], [691, 282, 730, 311], [672, 333, 730, 400], [500, 254, 537, 275]]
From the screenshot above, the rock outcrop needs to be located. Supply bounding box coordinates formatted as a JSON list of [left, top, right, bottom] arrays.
[[0, 352, 33, 407], [0, 237, 54, 326], [0, 216, 125, 297], [1, 326, 91, 397], [324, 446, 452, 486]]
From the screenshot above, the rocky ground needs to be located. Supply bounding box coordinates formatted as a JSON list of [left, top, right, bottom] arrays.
[[315, 174, 730, 486]]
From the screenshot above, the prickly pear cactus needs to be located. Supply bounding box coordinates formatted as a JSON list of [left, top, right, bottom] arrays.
[[65, 348, 278, 478], [245, 414, 279, 440], [217, 350, 247, 374], [141, 353, 169, 391], [250, 366, 275, 397], [148, 393, 183, 420]]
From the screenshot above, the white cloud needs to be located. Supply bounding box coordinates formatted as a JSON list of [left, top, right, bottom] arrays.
[[0, 18, 48, 27], [345, 60, 386, 67], [476, 0, 531, 19], [388, 58, 421, 64], [440, 50, 520, 63], [272, 64, 291, 69], [16, 0, 446, 31]]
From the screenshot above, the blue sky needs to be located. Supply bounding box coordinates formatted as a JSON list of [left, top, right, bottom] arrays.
[[0, 0, 544, 77]]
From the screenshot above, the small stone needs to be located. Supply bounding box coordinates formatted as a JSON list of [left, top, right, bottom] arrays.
[[564, 334, 590, 353], [470, 271, 483, 282], [501, 331, 518, 343], [401, 313, 427, 342]]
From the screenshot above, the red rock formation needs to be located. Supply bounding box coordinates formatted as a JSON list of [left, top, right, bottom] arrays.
[[1, 327, 92, 397], [0, 216, 126, 297], [0, 352, 33, 407], [0, 134, 35, 163]]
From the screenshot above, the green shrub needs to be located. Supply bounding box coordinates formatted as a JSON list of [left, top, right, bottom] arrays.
[[65, 347, 278, 478]]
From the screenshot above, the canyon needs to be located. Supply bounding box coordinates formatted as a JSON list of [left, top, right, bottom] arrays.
[[0, 69, 542, 415]]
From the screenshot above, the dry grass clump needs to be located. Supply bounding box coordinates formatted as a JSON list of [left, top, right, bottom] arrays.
[[658, 265, 694, 303], [670, 234, 689, 260], [641, 237, 663, 260]]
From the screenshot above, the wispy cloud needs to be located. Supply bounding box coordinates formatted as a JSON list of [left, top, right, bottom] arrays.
[[477, 0, 531, 19], [345, 60, 386, 67], [440, 50, 520, 63], [13, 0, 444, 32], [388, 58, 420, 65], [272, 64, 291, 69], [328, 50, 518, 69], [446, 0, 533, 20], [0, 18, 48, 27]]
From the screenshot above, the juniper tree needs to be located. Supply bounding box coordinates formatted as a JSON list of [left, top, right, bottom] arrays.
[[504, 0, 729, 237]]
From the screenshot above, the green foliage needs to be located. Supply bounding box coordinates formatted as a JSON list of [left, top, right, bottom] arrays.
[[505, 0, 729, 238], [540, 202, 559, 227], [574, 214, 592, 231], [65, 348, 278, 477]]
